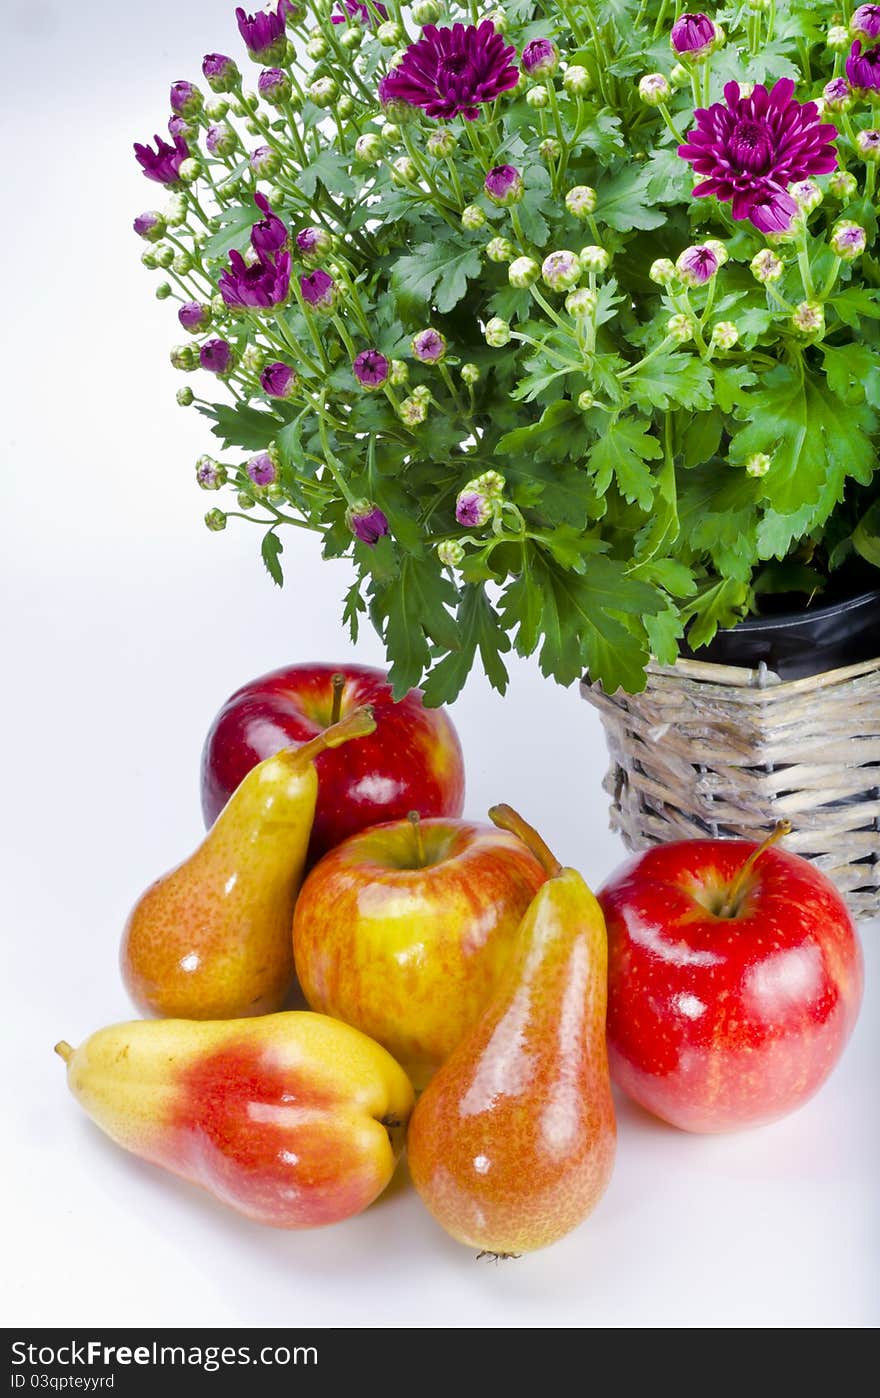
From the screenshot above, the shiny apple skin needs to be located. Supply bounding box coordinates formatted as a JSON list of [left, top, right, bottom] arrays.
[[599, 840, 864, 1133], [200, 663, 465, 862], [293, 818, 548, 1089]]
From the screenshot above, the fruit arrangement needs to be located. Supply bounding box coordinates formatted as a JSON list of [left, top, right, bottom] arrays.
[[58, 662, 864, 1254]]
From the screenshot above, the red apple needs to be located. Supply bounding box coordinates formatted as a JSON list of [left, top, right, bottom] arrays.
[[200, 663, 465, 862], [293, 815, 548, 1088], [599, 832, 863, 1133]]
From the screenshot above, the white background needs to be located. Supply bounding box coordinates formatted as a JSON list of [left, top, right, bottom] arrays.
[[2, 0, 878, 1330]]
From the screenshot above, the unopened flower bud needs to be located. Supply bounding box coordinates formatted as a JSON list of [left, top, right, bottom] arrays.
[[540, 137, 563, 162], [164, 193, 188, 226], [246, 451, 279, 488], [485, 316, 511, 347], [485, 164, 524, 206], [577, 389, 596, 411], [306, 36, 328, 60], [827, 24, 850, 51], [204, 95, 229, 121], [392, 155, 418, 183], [670, 63, 689, 85], [178, 157, 201, 184], [830, 169, 859, 199], [309, 76, 338, 108], [746, 452, 772, 477], [462, 204, 486, 230], [196, 455, 226, 490], [172, 251, 192, 275], [258, 67, 292, 106], [461, 363, 480, 385], [339, 25, 362, 51], [857, 129, 880, 160], [580, 244, 610, 272], [509, 256, 540, 288], [200, 338, 237, 376], [413, 0, 442, 22], [566, 287, 598, 317], [178, 300, 210, 333], [133, 210, 166, 242], [542, 249, 581, 291], [427, 128, 457, 158], [667, 313, 695, 342], [566, 185, 597, 219], [202, 52, 239, 93], [237, 490, 255, 509], [563, 65, 592, 95], [703, 238, 729, 266], [711, 321, 739, 349], [670, 13, 717, 60], [389, 358, 409, 385], [823, 77, 853, 113], [204, 508, 227, 531], [141, 249, 158, 270], [411, 384, 432, 405], [831, 221, 868, 259], [399, 395, 428, 426], [455, 484, 493, 528], [750, 248, 784, 282], [639, 73, 670, 105], [355, 132, 383, 163], [412, 327, 446, 364], [296, 225, 333, 262], [170, 343, 199, 371], [376, 20, 402, 46], [176, 386, 194, 405], [522, 38, 559, 78], [486, 236, 515, 262], [792, 301, 825, 335], [649, 257, 676, 285], [790, 178, 823, 211], [155, 282, 173, 300], [526, 85, 550, 109], [437, 539, 465, 567], [676, 243, 719, 286], [154, 244, 174, 269]]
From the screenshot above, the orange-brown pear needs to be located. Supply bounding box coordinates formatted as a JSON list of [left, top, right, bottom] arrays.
[[407, 805, 616, 1255], [122, 707, 375, 1020]]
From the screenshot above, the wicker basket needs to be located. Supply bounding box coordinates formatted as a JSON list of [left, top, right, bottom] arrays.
[[581, 654, 880, 920]]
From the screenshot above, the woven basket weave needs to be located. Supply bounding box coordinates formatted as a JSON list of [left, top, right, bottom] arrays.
[[581, 654, 880, 920]]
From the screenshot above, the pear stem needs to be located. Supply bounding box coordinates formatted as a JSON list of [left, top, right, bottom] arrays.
[[718, 820, 792, 918], [54, 1041, 73, 1064], [330, 672, 345, 726], [489, 804, 563, 877], [293, 704, 376, 766], [408, 810, 425, 868]]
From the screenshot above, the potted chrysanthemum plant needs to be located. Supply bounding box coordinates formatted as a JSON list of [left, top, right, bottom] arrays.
[[132, 0, 880, 909]]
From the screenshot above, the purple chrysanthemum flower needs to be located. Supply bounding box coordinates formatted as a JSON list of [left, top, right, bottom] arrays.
[[521, 38, 558, 77], [170, 80, 202, 116], [260, 361, 298, 398], [200, 338, 235, 375], [455, 489, 492, 528], [251, 191, 288, 257], [670, 13, 716, 57], [353, 349, 390, 389], [179, 300, 211, 332], [852, 5, 880, 41], [300, 268, 338, 310], [167, 115, 192, 141], [219, 249, 292, 309], [484, 164, 523, 205], [295, 225, 333, 258], [247, 452, 279, 487], [258, 67, 292, 104], [823, 77, 853, 111], [676, 244, 719, 286], [206, 124, 235, 156], [202, 53, 239, 92], [412, 327, 446, 363], [134, 131, 189, 185], [379, 21, 519, 122], [347, 502, 389, 547], [236, 3, 290, 62], [846, 41, 880, 92], [133, 210, 164, 240], [678, 79, 838, 233], [332, 0, 388, 24]]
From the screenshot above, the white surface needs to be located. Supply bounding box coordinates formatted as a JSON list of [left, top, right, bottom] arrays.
[[2, 0, 878, 1330]]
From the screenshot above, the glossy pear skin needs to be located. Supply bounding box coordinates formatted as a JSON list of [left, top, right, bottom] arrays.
[[57, 1013, 414, 1229], [122, 711, 374, 1020], [407, 868, 616, 1254]]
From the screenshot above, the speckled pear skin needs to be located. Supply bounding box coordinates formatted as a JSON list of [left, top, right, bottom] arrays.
[[121, 709, 375, 1021], [407, 822, 616, 1255], [55, 1012, 414, 1229]]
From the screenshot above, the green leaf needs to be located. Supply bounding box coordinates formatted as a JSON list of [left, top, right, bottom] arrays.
[[712, 363, 757, 414], [373, 556, 460, 698], [197, 402, 280, 452], [683, 578, 750, 650], [260, 531, 284, 587], [595, 164, 667, 232], [827, 286, 880, 328], [392, 241, 483, 312], [497, 399, 591, 462], [853, 497, 880, 567], [821, 342, 880, 408], [422, 587, 510, 704], [588, 417, 663, 508], [642, 147, 691, 204], [342, 579, 366, 642], [202, 205, 258, 260], [626, 352, 713, 413], [296, 148, 356, 199]]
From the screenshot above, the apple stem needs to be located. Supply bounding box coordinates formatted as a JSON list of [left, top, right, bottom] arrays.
[[408, 811, 426, 868], [719, 820, 792, 918], [330, 672, 345, 726], [294, 705, 376, 766], [54, 1041, 73, 1064], [488, 804, 563, 878]]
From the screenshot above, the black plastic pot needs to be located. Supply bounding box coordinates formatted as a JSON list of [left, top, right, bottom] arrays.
[[680, 588, 880, 680]]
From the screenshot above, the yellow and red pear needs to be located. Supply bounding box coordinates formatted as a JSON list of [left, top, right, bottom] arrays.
[[55, 1012, 414, 1229], [122, 707, 375, 1021], [407, 805, 616, 1255]]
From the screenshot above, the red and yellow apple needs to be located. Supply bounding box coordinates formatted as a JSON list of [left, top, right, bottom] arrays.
[[200, 662, 465, 862], [293, 816, 548, 1087], [599, 832, 863, 1133], [56, 1012, 414, 1229]]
